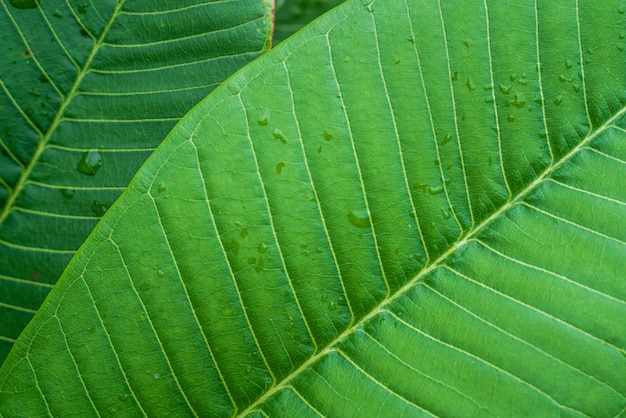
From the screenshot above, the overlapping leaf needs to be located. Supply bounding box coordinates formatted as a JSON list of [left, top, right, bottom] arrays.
[[0, 0, 273, 363], [1, 0, 625, 416]]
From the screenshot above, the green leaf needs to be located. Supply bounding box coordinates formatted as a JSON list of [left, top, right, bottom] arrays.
[[273, 0, 345, 43], [3, 0, 626, 415], [0, 0, 273, 363]]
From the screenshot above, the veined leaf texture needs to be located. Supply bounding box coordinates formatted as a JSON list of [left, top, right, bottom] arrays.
[[0, 0, 273, 363], [1, 0, 626, 416]]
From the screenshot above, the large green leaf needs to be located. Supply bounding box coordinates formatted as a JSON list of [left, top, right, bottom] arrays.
[[0, 0, 273, 363], [2, 0, 626, 415]]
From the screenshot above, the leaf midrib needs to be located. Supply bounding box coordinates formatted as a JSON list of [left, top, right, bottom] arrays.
[[0, 1, 126, 229], [237, 104, 626, 416]]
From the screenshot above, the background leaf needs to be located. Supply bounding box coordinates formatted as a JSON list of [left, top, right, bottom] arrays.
[[0, 0, 273, 364], [273, 0, 345, 43], [2, 0, 626, 416]]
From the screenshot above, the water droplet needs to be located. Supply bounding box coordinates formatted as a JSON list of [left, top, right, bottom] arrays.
[[321, 293, 328, 302], [619, 8, 625, 14], [511, 94, 526, 108], [507, 114, 515, 123], [554, 94, 563, 105], [257, 118, 268, 126], [231, 239, 240, 255], [572, 83, 581, 92], [433, 159, 440, 166], [157, 270, 165, 278], [60, 187, 75, 200], [140, 282, 150, 291], [441, 207, 451, 220], [276, 161, 287, 174], [78, 4, 87, 14], [77, 149, 102, 176], [559, 74, 573, 82], [158, 183, 167, 193], [323, 130, 333, 141], [255, 257, 264, 273], [285, 322, 294, 331], [53, 10, 63, 18], [517, 78, 528, 86], [539, 129, 547, 138], [153, 373, 160, 379], [499, 84, 511, 94], [248, 257, 256, 265], [328, 301, 337, 311], [509, 73, 517, 81], [9, 0, 36, 9], [463, 39, 472, 48], [620, 32, 626, 39], [118, 393, 129, 402], [441, 133, 453, 145], [91, 200, 107, 217], [428, 185, 444, 195], [466, 77, 476, 91], [240, 228, 248, 239], [245, 366, 252, 374], [258, 242, 267, 253], [484, 96, 495, 104], [407, 36, 415, 44], [273, 129, 287, 144], [348, 209, 371, 228], [617, 44, 625, 52], [483, 83, 494, 91], [451, 71, 459, 81], [317, 145, 323, 153]]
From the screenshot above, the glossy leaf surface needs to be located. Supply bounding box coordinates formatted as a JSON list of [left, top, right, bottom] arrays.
[[1, 0, 626, 416], [0, 0, 273, 363]]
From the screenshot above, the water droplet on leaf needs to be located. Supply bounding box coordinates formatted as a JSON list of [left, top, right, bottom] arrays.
[[60, 187, 75, 200], [77, 150, 102, 175], [428, 185, 444, 195], [91, 200, 107, 217], [348, 209, 371, 228], [276, 161, 287, 174], [140, 282, 150, 291], [273, 129, 288, 144]]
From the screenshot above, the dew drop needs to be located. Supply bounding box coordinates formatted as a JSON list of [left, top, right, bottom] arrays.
[[539, 129, 548, 138], [9, 0, 36, 9], [248, 257, 256, 265], [53, 10, 63, 18], [348, 209, 371, 228], [285, 322, 294, 331], [328, 301, 337, 311], [517, 78, 528, 86], [78, 4, 87, 14], [91, 200, 107, 217], [77, 149, 102, 176], [441, 133, 453, 145], [118, 393, 129, 402], [139, 282, 150, 291], [484, 96, 495, 104], [323, 130, 333, 141], [572, 83, 581, 92], [428, 185, 444, 195], [441, 207, 451, 220], [317, 145, 323, 154], [240, 228, 248, 239], [554, 94, 563, 105], [258, 242, 268, 253], [483, 83, 494, 91], [157, 270, 165, 278], [231, 239, 240, 255], [507, 114, 515, 123], [619, 8, 625, 14], [273, 129, 288, 144], [158, 183, 167, 193], [255, 257, 264, 273], [463, 39, 472, 48], [451, 71, 459, 81], [466, 77, 476, 91], [617, 44, 625, 52], [257, 118, 268, 126], [60, 187, 75, 200], [246, 366, 252, 374], [559, 74, 573, 82], [499, 84, 511, 94], [512, 94, 526, 108], [321, 293, 328, 302], [276, 161, 287, 174], [153, 374, 160, 379]]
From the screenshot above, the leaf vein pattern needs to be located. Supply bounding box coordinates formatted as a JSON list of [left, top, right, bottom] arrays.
[[282, 61, 355, 325], [324, 30, 390, 298], [386, 310, 583, 416], [336, 349, 435, 416], [237, 93, 319, 354], [533, 0, 554, 163], [110, 234, 198, 416], [436, 0, 475, 227], [424, 280, 625, 399], [444, 263, 623, 351]]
